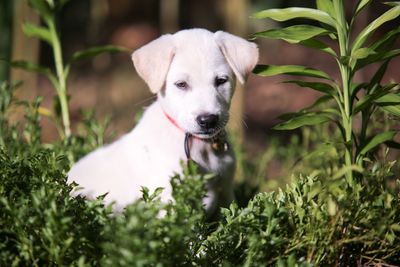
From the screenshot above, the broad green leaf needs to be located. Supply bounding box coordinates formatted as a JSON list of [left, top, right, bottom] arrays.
[[252, 8, 336, 27], [355, 49, 400, 70], [273, 113, 330, 130], [254, 65, 332, 80], [379, 105, 400, 116], [320, 108, 341, 117], [352, 5, 400, 52], [317, 0, 335, 18], [299, 39, 337, 56], [284, 80, 336, 96], [255, 25, 330, 44], [354, 84, 397, 114], [22, 23, 52, 44], [369, 61, 390, 89], [375, 93, 400, 116], [356, 27, 400, 69], [358, 131, 397, 156], [276, 97, 335, 121], [70, 45, 129, 63], [370, 27, 400, 51], [355, 0, 373, 16], [375, 93, 400, 105], [304, 95, 334, 111], [351, 47, 375, 60]]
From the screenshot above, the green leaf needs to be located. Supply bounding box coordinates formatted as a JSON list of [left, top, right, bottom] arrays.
[[254, 25, 330, 44], [11, 60, 51, 76], [379, 105, 400, 116], [355, 49, 400, 70], [332, 165, 364, 180], [298, 39, 337, 56], [273, 113, 330, 130], [375, 93, 400, 105], [254, 65, 332, 80], [375, 93, 400, 116], [11, 60, 59, 88], [370, 27, 400, 51], [369, 60, 390, 89], [22, 23, 52, 44], [317, 0, 335, 18], [277, 96, 334, 121], [350, 82, 368, 97], [384, 2, 400, 6], [354, 0, 373, 16], [70, 45, 129, 63], [304, 95, 334, 111], [284, 80, 336, 96], [354, 84, 397, 114], [358, 131, 397, 156], [27, 0, 53, 22], [352, 5, 400, 52], [252, 7, 336, 27], [302, 142, 337, 162], [351, 47, 375, 60]]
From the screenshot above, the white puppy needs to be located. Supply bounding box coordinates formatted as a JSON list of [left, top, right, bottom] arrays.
[[68, 28, 258, 213]]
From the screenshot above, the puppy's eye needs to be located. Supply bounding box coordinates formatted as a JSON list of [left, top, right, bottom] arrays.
[[215, 77, 228, 87], [175, 81, 188, 90]]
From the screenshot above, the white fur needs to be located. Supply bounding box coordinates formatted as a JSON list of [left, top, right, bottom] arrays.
[[68, 29, 258, 213]]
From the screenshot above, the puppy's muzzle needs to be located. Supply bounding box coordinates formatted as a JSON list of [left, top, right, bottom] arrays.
[[196, 113, 219, 131]]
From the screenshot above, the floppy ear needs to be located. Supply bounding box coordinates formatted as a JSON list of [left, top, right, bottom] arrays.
[[214, 31, 259, 84], [131, 34, 175, 93]]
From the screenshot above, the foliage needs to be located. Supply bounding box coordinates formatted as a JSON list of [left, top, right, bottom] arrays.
[[11, 0, 128, 139], [253, 0, 400, 183], [1, 0, 400, 266]]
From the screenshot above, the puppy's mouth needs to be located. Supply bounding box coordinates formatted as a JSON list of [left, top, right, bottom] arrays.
[[192, 126, 225, 139], [191, 114, 229, 139]]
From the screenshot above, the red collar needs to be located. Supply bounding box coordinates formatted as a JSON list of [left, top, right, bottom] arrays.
[[162, 110, 230, 161], [163, 110, 185, 132], [163, 110, 194, 160]]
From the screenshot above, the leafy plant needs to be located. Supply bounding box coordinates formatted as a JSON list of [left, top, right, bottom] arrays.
[[253, 0, 400, 182], [2, 1, 400, 266], [11, 0, 128, 139]]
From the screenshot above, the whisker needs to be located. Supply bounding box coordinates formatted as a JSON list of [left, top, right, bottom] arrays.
[[241, 118, 249, 129]]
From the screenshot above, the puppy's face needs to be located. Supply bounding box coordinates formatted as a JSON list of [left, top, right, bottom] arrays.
[[159, 45, 235, 138], [132, 29, 259, 138]]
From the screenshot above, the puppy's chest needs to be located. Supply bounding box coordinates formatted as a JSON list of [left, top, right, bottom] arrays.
[[190, 137, 235, 175]]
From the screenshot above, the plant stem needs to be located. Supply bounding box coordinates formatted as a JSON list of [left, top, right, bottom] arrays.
[[334, 0, 353, 183], [48, 19, 71, 138]]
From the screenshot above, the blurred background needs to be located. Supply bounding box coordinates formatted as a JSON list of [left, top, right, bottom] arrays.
[[1, 0, 399, 190]]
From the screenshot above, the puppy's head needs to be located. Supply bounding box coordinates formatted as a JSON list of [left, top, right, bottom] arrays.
[[132, 29, 258, 138]]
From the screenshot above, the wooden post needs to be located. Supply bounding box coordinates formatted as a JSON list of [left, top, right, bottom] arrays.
[[11, 0, 40, 102]]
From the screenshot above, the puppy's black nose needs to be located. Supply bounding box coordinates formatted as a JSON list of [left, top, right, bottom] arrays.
[[196, 114, 219, 129]]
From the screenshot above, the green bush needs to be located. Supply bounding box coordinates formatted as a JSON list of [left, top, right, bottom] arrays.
[[1, 0, 400, 266]]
